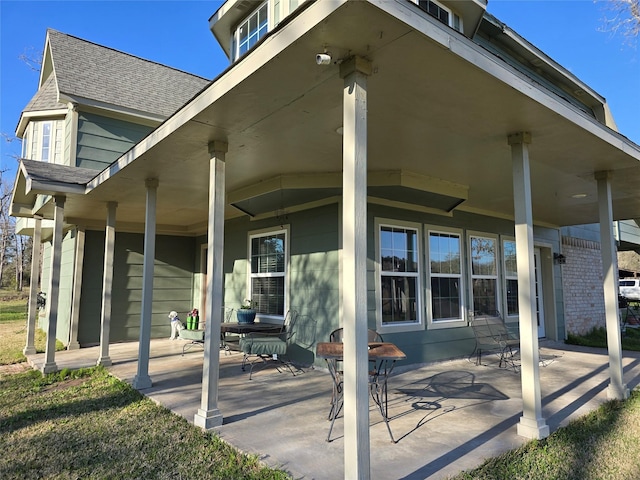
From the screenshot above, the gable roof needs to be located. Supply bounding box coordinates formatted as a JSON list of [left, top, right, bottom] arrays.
[[43, 29, 211, 118]]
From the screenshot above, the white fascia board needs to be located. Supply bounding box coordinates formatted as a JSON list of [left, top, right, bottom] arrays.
[[25, 178, 86, 196], [16, 108, 68, 137], [86, 0, 349, 193], [500, 27, 604, 106], [58, 93, 167, 125], [372, 0, 640, 160]]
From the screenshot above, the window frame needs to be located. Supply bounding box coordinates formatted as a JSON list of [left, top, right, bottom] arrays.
[[413, 0, 462, 32], [375, 218, 423, 334], [247, 225, 290, 322], [425, 225, 466, 329], [502, 236, 519, 321], [467, 231, 501, 317], [232, 1, 270, 62]]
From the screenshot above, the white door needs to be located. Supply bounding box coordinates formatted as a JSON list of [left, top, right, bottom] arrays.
[[534, 248, 545, 338]]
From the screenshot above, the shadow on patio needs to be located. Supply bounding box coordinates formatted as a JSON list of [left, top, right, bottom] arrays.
[[26, 339, 640, 480]]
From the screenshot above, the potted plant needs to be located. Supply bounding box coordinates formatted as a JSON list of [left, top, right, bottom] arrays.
[[236, 299, 257, 324]]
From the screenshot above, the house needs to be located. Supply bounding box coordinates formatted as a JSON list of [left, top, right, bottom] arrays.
[[11, 1, 640, 477]]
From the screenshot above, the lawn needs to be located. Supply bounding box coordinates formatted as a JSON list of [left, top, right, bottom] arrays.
[[0, 367, 291, 480], [2, 290, 640, 479], [0, 296, 64, 365]]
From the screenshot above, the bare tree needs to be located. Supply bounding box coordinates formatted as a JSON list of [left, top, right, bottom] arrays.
[[601, 0, 640, 45]]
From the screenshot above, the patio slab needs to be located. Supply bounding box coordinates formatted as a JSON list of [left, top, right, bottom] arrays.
[[25, 339, 640, 480]]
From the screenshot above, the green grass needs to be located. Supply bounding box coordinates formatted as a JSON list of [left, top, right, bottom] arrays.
[[0, 298, 70, 365], [0, 367, 291, 479], [449, 389, 640, 480], [567, 326, 640, 352]]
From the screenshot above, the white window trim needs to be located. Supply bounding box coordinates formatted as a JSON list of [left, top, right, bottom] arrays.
[[375, 218, 423, 334], [412, 0, 460, 31], [467, 231, 501, 317], [501, 236, 519, 322], [425, 225, 466, 329], [231, 0, 269, 62], [247, 225, 290, 323]]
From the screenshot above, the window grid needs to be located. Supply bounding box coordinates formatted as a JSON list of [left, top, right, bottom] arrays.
[[429, 231, 463, 322], [236, 2, 268, 60], [250, 231, 286, 317], [380, 225, 420, 325], [503, 239, 519, 316], [470, 235, 498, 315]]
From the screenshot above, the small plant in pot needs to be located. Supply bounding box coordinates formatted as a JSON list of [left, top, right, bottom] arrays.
[[237, 299, 257, 324]]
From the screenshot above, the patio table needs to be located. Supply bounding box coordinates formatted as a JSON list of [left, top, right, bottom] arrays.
[[316, 341, 406, 443]]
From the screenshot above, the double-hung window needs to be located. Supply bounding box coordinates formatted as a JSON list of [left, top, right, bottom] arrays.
[[414, 0, 462, 31], [427, 227, 464, 326], [503, 239, 518, 318], [469, 233, 499, 316], [378, 221, 421, 330], [22, 120, 63, 163], [249, 228, 288, 318], [233, 2, 269, 61]]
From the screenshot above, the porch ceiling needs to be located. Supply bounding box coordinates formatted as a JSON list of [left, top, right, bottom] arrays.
[[23, 0, 640, 233]]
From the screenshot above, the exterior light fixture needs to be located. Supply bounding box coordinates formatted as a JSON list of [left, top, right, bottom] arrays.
[[316, 52, 332, 65], [554, 253, 566, 265]]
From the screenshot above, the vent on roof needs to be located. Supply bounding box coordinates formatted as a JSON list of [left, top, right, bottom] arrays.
[[235, 0, 254, 12]]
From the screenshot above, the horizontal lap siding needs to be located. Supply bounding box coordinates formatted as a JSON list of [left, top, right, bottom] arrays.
[[76, 112, 153, 170], [78, 231, 196, 345]]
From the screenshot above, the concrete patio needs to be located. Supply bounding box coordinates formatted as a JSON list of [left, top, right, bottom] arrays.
[[25, 339, 640, 480]]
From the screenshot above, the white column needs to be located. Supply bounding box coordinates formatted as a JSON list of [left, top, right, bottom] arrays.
[[508, 133, 549, 440], [195, 141, 227, 430], [24, 216, 42, 356], [340, 56, 372, 480], [596, 171, 629, 400], [67, 227, 85, 350], [133, 179, 158, 389], [97, 202, 117, 366], [42, 195, 66, 374]]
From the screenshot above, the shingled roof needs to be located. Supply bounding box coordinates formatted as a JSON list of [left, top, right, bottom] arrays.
[[23, 75, 66, 113], [46, 29, 211, 118]]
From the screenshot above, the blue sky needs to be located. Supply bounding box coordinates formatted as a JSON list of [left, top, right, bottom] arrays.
[[1, 0, 638, 179]]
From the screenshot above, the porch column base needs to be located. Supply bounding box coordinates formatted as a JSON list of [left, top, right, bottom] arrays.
[[67, 341, 80, 350], [23, 346, 36, 355], [132, 374, 152, 389], [194, 408, 223, 430], [517, 416, 549, 439], [41, 362, 58, 374], [607, 382, 629, 400], [97, 356, 112, 367]]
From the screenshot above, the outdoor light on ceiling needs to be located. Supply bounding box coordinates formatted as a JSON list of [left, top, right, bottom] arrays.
[[571, 193, 587, 199], [316, 50, 332, 65]]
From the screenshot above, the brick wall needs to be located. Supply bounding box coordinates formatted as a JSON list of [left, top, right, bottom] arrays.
[[561, 236, 605, 335]]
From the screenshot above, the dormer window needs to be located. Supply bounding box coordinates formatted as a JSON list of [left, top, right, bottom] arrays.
[[415, 0, 462, 32], [21, 119, 63, 163], [232, 1, 269, 61]]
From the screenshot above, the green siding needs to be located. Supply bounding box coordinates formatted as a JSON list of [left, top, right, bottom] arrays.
[[63, 110, 73, 166], [36, 232, 76, 344], [78, 231, 196, 345], [76, 112, 154, 170]]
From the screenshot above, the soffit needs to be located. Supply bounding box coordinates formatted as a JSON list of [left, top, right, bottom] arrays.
[[21, 0, 640, 232]]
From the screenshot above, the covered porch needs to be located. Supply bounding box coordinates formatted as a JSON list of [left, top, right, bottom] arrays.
[[23, 338, 640, 479]]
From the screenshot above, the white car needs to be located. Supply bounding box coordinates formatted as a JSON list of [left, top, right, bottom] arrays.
[[619, 279, 640, 300]]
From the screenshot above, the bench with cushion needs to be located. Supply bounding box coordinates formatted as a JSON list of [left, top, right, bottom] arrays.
[[179, 329, 205, 355]]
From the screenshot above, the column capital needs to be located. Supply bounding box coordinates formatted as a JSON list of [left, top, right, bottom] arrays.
[[106, 201, 118, 209], [507, 132, 532, 146], [145, 178, 159, 189], [339, 56, 372, 79], [208, 141, 228, 157], [595, 170, 612, 181], [53, 194, 66, 206]]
